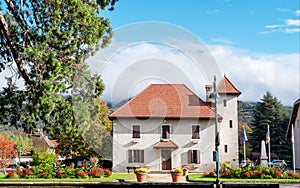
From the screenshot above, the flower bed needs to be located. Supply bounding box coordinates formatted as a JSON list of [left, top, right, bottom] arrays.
[[202, 164, 300, 179], [5, 166, 113, 179]]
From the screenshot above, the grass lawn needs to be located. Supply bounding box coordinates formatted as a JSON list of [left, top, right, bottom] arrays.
[[0, 173, 135, 181], [188, 174, 300, 183]]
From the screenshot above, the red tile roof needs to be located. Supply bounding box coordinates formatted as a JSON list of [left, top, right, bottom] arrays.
[[110, 84, 220, 119], [153, 140, 178, 149], [217, 75, 241, 95]]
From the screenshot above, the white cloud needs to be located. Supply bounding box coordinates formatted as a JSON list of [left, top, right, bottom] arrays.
[[211, 38, 234, 45], [285, 19, 300, 26], [265, 25, 280, 29], [284, 28, 300, 33], [208, 45, 300, 106], [262, 11, 300, 34]]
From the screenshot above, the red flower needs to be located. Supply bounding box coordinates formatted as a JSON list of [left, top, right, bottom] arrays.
[[103, 168, 112, 177], [23, 169, 33, 177], [6, 170, 17, 178], [288, 171, 294, 177], [242, 171, 251, 178], [254, 170, 263, 176], [273, 169, 281, 178], [221, 171, 231, 177]]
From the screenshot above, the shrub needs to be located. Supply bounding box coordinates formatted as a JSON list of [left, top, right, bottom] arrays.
[[32, 150, 56, 174]]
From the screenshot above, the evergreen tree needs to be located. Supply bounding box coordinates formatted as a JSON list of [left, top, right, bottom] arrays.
[[251, 92, 291, 161]]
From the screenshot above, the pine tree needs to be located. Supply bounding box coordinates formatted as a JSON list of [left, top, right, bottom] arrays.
[[251, 92, 291, 161]]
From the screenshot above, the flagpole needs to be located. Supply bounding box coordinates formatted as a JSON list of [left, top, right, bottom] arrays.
[[244, 141, 246, 161], [242, 126, 248, 161], [268, 124, 271, 164]]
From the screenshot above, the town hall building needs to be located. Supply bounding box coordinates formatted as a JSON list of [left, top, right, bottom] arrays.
[[110, 75, 241, 172]]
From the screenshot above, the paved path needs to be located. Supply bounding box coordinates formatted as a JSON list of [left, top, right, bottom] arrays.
[[146, 173, 187, 182]]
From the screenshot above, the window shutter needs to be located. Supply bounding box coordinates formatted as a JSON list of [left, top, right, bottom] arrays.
[[188, 150, 192, 163], [141, 150, 144, 163], [196, 150, 200, 164], [128, 150, 132, 163]]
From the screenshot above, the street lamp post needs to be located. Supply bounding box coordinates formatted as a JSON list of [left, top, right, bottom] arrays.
[[11, 132, 22, 165], [212, 76, 220, 188]]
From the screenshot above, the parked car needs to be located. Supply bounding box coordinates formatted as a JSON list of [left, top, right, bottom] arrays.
[[269, 160, 287, 168], [240, 160, 254, 167]]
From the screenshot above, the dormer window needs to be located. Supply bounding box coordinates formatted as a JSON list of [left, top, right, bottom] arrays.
[[132, 125, 140, 138]]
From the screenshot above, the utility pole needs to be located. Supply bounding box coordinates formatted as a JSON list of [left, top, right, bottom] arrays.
[[213, 75, 220, 188]]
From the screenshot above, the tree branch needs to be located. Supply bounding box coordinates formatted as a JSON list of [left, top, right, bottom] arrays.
[[0, 13, 32, 85], [5, 0, 31, 35]]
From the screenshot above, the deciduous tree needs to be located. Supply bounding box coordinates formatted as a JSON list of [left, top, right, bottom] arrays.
[[0, 136, 17, 174], [0, 0, 117, 157]]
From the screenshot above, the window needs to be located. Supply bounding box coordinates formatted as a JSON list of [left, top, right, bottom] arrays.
[[128, 150, 144, 163], [192, 125, 200, 139], [229, 120, 233, 128], [188, 150, 200, 164], [162, 125, 170, 139], [132, 125, 140, 138], [225, 145, 228, 153], [223, 99, 227, 107]]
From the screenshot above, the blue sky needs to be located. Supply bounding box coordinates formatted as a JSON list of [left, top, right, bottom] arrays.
[[0, 0, 299, 106], [104, 0, 299, 54], [96, 0, 300, 106]]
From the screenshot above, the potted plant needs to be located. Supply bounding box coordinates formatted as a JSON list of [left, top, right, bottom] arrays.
[[170, 168, 183, 182], [182, 165, 189, 176], [134, 167, 148, 182]]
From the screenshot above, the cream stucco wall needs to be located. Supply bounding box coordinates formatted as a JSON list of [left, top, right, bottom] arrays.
[[112, 118, 217, 172], [294, 107, 300, 170], [217, 94, 239, 167]]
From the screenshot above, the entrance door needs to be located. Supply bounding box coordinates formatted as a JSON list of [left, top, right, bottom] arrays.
[[161, 150, 172, 170]]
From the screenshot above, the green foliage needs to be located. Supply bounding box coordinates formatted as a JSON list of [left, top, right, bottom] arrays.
[[251, 92, 291, 160], [32, 150, 57, 174], [219, 164, 299, 179], [0, 0, 117, 157]]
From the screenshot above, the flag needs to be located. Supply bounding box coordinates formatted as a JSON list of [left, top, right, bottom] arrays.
[[241, 126, 248, 143], [266, 127, 270, 144]]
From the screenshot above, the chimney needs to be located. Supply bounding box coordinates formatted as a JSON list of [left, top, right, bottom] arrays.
[[205, 85, 213, 102]]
